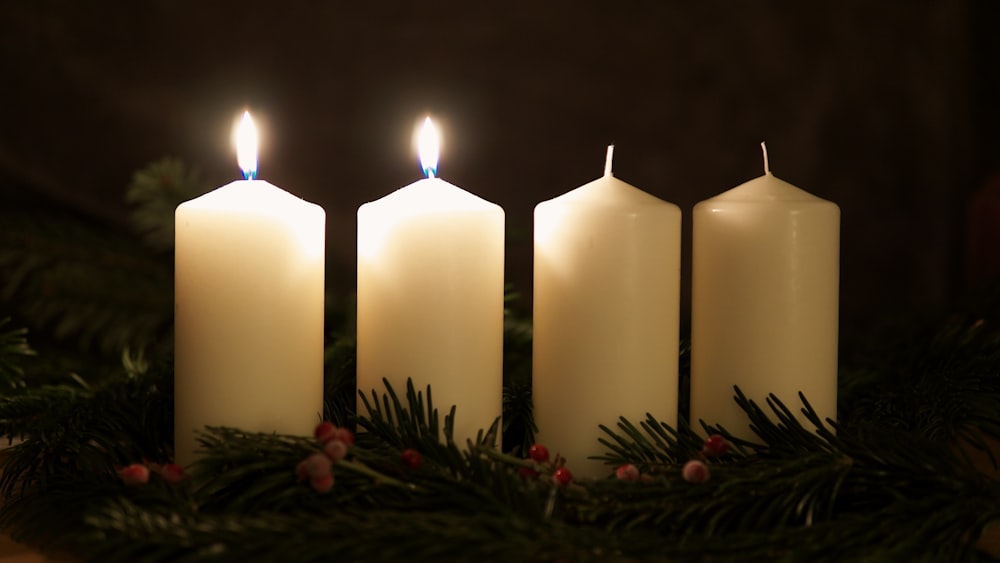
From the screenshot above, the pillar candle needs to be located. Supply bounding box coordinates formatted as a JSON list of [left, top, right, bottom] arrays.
[[533, 146, 681, 478], [174, 112, 326, 467], [690, 144, 839, 440], [356, 117, 504, 446]]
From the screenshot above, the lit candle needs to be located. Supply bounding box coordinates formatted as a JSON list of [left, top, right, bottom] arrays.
[[356, 117, 504, 446], [690, 143, 839, 439], [174, 111, 326, 467], [533, 146, 681, 478]]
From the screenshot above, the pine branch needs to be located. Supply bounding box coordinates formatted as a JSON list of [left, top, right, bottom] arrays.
[[322, 333, 357, 428], [502, 285, 535, 455], [125, 157, 209, 251], [0, 209, 173, 359], [2, 370, 998, 562], [0, 318, 34, 392], [582, 390, 1000, 560], [0, 357, 172, 501], [76, 495, 626, 563]]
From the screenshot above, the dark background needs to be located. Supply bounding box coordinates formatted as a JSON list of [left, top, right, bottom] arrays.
[[2, 1, 998, 330]]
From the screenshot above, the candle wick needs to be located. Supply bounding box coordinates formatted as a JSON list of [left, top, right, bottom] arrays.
[[604, 145, 615, 177], [761, 141, 771, 175]]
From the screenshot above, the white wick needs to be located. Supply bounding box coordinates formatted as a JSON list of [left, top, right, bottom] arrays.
[[761, 141, 771, 175], [604, 145, 615, 177]]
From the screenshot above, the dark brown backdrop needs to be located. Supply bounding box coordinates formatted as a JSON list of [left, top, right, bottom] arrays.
[[2, 1, 998, 327]]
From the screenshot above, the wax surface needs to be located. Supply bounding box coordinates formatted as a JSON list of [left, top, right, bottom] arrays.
[[174, 180, 325, 466], [357, 177, 504, 446], [533, 174, 681, 478], [690, 173, 839, 440]]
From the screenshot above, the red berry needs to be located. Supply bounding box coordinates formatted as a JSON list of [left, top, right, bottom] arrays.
[[701, 434, 730, 457], [616, 463, 640, 482], [518, 466, 539, 480], [310, 472, 334, 493], [332, 427, 355, 446], [528, 444, 550, 463], [314, 421, 337, 444], [158, 463, 186, 485], [682, 460, 710, 484], [401, 448, 422, 470], [552, 467, 573, 486], [323, 440, 349, 462], [302, 453, 332, 479], [120, 464, 150, 487]]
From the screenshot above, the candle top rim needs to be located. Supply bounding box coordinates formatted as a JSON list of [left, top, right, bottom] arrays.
[[178, 179, 325, 214], [359, 176, 502, 213], [539, 174, 677, 209], [703, 173, 836, 205]]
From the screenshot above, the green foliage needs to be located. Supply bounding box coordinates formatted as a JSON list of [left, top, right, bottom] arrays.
[[0, 209, 173, 360], [0, 364, 997, 561], [840, 314, 1000, 470], [0, 318, 34, 391], [502, 283, 536, 456], [125, 157, 209, 251]]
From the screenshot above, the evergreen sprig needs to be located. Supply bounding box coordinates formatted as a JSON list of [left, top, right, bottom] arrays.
[[1, 370, 997, 562], [0, 209, 173, 359], [584, 391, 1000, 561], [0, 318, 34, 391], [125, 157, 209, 251]]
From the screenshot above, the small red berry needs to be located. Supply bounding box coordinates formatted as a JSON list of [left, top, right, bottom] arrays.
[[518, 466, 539, 480], [120, 464, 150, 487], [616, 463, 640, 482], [314, 421, 337, 444], [301, 453, 333, 479], [701, 434, 730, 457], [310, 472, 334, 493], [682, 460, 710, 484], [332, 427, 355, 446], [528, 444, 550, 463], [401, 448, 422, 470], [158, 463, 186, 485], [323, 440, 349, 462], [552, 467, 573, 486]]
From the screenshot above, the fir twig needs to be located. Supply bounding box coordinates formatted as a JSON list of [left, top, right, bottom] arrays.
[[125, 157, 209, 251], [0, 210, 173, 358], [0, 318, 34, 392]]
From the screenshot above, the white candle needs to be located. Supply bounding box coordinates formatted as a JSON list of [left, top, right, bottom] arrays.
[[174, 111, 326, 466], [690, 143, 839, 440], [356, 117, 504, 446], [533, 146, 681, 478]]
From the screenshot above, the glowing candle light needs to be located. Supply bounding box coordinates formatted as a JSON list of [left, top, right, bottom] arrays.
[[356, 117, 504, 446], [174, 111, 326, 467], [533, 146, 682, 478]]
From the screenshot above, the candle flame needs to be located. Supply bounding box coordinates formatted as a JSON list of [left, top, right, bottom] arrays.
[[236, 111, 258, 180], [418, 116, 440, 178]]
